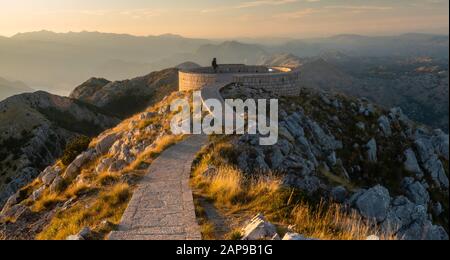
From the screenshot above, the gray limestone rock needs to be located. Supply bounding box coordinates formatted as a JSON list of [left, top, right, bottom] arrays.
[[355, 185, 391, 222]]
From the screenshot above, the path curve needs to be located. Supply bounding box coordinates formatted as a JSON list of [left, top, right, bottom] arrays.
[[109, 135, 208, 240]]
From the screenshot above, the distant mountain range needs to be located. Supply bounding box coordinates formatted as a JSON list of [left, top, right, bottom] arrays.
[[0, 77, 34, 101], [1, 31, 448, 95]]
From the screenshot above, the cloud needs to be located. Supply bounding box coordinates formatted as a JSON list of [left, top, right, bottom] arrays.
[[325, 5, 393, 11], [274, 8, 318, 19], [236, 0, 298, 8], [78, 9, 163, 19], [201, 0, 298, 13]]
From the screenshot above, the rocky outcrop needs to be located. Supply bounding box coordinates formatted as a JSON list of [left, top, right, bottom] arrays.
[[401, 177, 430, 207], [0, 91, 119, 207], [414, 134, 449, 189], [403, 149, 423, 177], [0, 91, 182, 240], [353, 185, 391, 222], [366, 139, 378, 163], [63, 150, 96, 180], [66, 227, 92, 240], [282, 232, 317, 241], [221, 85, 449, 240], [240, 214, 316, 241], [241, 214, 278, 240], [378, 116, 392, 137], [70, 68, 178, 118], [349, 186, 448, 240]]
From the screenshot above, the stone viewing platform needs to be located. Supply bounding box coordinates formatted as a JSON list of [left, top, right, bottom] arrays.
[[179, 64, 301, 96]]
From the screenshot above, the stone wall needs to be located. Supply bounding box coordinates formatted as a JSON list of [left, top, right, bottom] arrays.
[[179, 71, 217, 91], [179, 64, 301, 96], [233, 70, 301, 96]]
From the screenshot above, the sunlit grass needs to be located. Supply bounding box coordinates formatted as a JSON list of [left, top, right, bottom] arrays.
[[36, 183, 131, 240], [191, 137, 396, 240]]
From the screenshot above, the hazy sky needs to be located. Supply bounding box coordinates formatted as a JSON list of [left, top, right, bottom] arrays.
[[0, 0, 448, 38]]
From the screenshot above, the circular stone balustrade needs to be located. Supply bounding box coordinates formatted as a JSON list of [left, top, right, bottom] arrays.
[[179, 64, 301, 96]]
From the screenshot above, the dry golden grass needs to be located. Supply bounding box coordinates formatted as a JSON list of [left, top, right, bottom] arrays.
[[290, 200, 394, 240], [201, 221, 216, 240], [33, 192, 65, 212], [37, 183, 131, 240], [191, 146, 395, 240], [207, 166, 244, 205], [64, 183, 92, 198], [127, 134, 184, 171], [96, 172, 121, 186]]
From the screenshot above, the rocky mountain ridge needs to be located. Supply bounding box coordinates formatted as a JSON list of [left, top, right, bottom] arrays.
[[70, 68, 178, 118], [0, 68, 179, 209], [0, 91, 120, 207], [0, 91, 185, 239], [220, 85, 449, 240]]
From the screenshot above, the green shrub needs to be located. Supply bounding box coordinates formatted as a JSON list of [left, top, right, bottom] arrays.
[[61, 136, 91, 166]]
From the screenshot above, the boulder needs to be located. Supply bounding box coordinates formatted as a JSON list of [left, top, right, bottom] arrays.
[[389, 107, 410, 126], [95, 157, 115, 174], [277, 139, 293, 155], [401, 178, 430, 207], [0, 204, 29, 221], [283, 114, 305, 138], [1, 192, 20, 215], [399, 220, 448, 240], [423, 155, 449, 189], [295, 176, 321, 195], [41, 166, 61, 186], [49, 176, 64, 193], [431, 129, 449, 160], [66, 235, 84, 240], [66, 227, 92, 240], [63, 150, 94, 180], [414, 137, 435, 163], [403, 149, 423, 177], [366, 235, 380, 240], [95, 133, 119, 155], [306, 119, 342, 151], [278, 126, 295, 143], [378, 116, 392, 137], [380, 196, 443, 240], [79, 227, 92, 239], [366, 138, 378, 162], [31, 186, 45, 201], [108, 160, 128, 172], [241, 214, 277, 240], [331, 186, 348, 203], [269, 147, 284, 169], [282, 232, 316, 240], [355, 185, 391, 222]]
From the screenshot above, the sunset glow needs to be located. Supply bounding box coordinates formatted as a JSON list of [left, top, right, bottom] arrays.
[[0, 0, 448, 38]]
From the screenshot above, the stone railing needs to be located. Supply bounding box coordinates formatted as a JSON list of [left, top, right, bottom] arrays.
[[179, 64, 301, 96]]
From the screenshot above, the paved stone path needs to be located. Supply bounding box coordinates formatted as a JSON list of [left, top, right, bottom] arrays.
[[109, 135, 208, 240]]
